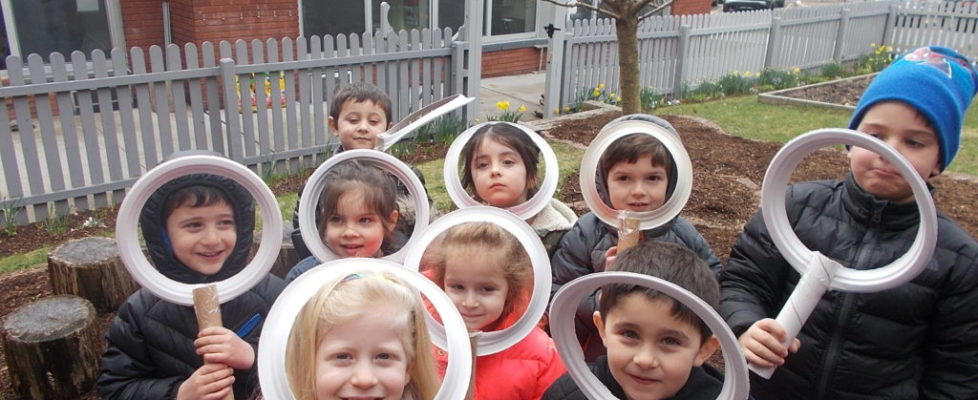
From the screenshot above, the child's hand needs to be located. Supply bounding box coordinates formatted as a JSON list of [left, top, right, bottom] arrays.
[[195, 327, 256, 370], [603, 246, 619, 271], [738, 318, 801, 369], [177, 363, 234, 400]]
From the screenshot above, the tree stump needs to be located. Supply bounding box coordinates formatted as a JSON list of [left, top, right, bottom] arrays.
[[252, 226, 298, 279], [47, 237, 140, 314], [1, 295, 102, 399]]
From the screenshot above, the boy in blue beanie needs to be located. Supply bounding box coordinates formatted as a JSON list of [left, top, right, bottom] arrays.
[[721, 45, 978, 399]]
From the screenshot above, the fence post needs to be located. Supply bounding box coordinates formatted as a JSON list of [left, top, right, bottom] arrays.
[[764, 16, 783, 69], [673, 24, 691, 99], [881, 3, 898, 48], [833, 8, 852, 63], [544, 5, 568, 119], [462, 0, 483, 122], [219, 58, 243, 161]]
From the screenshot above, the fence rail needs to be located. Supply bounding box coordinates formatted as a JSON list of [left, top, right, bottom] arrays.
[[549, 0, 978, 112], [0, 28, 463, 223]]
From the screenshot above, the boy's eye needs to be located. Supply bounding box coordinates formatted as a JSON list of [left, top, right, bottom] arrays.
[[474, 161, 489, 169], [619, 329, 639, 340], [218, 219, 235, 228], [376, 353, 394, 361], [184, 221, 203, 229], [614, 175, 630, 182], [503, 158, 517, 166], [661, 336, 683, 346]]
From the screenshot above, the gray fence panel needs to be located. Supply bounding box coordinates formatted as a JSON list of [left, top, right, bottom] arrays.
[[202, 43, 225, 155], [69, 51, 108, 210], [49, 52, 89, 211], [148, 46, 174, 159], [130, 47, 159, 169], [111, 48, 142, 180]]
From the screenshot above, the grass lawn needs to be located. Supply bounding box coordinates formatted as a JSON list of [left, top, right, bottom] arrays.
[[2, 95, 976, 273]]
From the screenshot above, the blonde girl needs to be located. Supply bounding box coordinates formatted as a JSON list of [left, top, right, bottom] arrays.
[[285, 270, 440, 400], [422, 221, 565, 399]]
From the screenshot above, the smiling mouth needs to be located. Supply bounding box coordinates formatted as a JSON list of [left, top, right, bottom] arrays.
[[196, 250, 225, 259], [628, 373, 659, 385]]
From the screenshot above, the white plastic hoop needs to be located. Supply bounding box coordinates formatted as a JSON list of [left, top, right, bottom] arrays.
[[443, 121, 559, 220], [257, 259, 472, 400], [402, 206, 551, 356], [549, 272, 749, 400], [298, 149, 430, 263], [579, 119, 693, 230], [115, 154, 282, 306], [760, 129, 937, 292]]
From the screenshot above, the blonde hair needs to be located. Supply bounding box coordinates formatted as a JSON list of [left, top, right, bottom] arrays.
[[422, 222, 531, 331], [285, 270, 440, 400]]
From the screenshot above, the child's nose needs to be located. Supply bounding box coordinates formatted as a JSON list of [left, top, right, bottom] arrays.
[[341, 224, 360, 237], [200, 226, 221, 244], [350, 362, 378, 388], [461, 291, 479, 308], [633, 347, 660, 369]]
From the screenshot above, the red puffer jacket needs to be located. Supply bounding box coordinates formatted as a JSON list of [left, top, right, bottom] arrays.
[[433, 326, 566, 400]]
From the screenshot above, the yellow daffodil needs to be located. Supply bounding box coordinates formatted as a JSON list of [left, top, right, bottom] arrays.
[[744, 71, 753, 77], [791, 67, 801, 75], [598, 83, 606, 89], [496, 101, 510, 111], [553, 108, 560, 115], [563, 106, 571, 112], [518, 105, 527, 113], [592, 88, 601, 97]]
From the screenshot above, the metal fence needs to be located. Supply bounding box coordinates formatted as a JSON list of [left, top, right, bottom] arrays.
[[546, 0, 978, 114], [0, 28, 465, 223]]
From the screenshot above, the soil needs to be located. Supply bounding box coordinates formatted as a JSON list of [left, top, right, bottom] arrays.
[[3, 76, 978, 398]]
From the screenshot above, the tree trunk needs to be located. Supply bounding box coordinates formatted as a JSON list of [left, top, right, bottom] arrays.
[[1, 295, 102, 399], [615, 15, 641, 114], [47, 237, 140, 314]]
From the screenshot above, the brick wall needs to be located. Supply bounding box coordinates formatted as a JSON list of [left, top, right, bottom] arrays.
[[672, 0, 713, 15], [166, 0, 299, 50], [482, 47, 548, 78], [122, 0, 166, 51]]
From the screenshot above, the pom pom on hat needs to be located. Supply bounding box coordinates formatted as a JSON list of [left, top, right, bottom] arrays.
[[848, 46, 978, 171]]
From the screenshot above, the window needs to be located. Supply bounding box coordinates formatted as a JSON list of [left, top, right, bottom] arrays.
[[0, 0, 123, 68], [486, 0, 537, 36]]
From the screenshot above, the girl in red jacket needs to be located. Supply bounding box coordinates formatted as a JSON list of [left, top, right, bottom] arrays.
[[423, 221, 566, 399]]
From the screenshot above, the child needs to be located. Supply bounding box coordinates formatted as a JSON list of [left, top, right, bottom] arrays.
[[422, 221, 566, 399], [544, 240, 724, 400], [720, 45, 978, 399], [285, 269, 440, 400], [551, 115, 722, 361], [98, 174, 285, 400], [286, 159, 400, 282], [290, 82, 430, 260], [459, 122, 578, 257]]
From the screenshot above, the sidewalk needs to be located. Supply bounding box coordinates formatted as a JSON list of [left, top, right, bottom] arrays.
[[477, 72, 546, 122]]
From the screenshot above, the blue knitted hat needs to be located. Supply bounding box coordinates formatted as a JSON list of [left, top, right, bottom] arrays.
[[848, 46, 978, 171]]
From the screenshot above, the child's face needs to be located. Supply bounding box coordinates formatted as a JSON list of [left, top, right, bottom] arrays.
[[329, 100, 390, 150], [164, 200, 236, 276], [323, 188, 397, 258], [594, 293, 718, 400], [314, 309, 410, 400], [850, 101, 942, 202], [442, 253, 510, 331], [470, 137, 530, 208], [606, 155, 669, 212]]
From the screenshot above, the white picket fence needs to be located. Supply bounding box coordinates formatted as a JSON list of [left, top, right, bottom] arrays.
[[0, 28, 465, 223], [546, 0, 978, 113]]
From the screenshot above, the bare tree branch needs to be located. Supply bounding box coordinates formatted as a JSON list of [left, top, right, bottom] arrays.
[[539, 0, 623, 19], [638, 0, 673, 21]]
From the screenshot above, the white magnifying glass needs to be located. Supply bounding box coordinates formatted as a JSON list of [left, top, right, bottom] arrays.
[[579, 119, 693, 230], [257, 259, 472, 400], [752, 128, 937, 379], [297, 149, 430, 263], [443, 121, 559, 220], [550, 272, 750, 400], [115, 154, 282, 306], [402, 206, 551, 355]]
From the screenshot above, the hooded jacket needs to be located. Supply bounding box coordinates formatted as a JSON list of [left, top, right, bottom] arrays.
[[550, 212, 722, 361], [98, 174, 285, 400], [542, 356, 723, 400], [720, 174, 978, 400]]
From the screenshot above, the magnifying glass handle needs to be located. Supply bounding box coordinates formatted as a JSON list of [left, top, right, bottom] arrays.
[[751, 252, 840, 380], [193, 285, 235, 400]]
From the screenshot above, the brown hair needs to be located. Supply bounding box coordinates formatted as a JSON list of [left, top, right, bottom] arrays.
[[598, 240, 719, 344], [329, 82, 393, 123], [460, 122, 540, 203], [598, 133, 677, 197], [422, 221, 531, 331], [317, 159, 399, 244]]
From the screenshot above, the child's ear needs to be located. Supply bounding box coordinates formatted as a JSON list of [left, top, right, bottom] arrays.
[[387, 210, 400, 231], [593, 311, 607, 344], [694, 336, 720, 367], [328, 116, 338, 134], [929, 161, 941, 179]]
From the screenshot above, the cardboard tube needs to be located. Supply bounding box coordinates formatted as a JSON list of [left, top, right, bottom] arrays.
[[617, 212, 641, 251], [193, 285, 234, 400]]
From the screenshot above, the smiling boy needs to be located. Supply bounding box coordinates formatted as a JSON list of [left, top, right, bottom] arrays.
[[721, 46, 978, 399], [545, 241, 723, 400]]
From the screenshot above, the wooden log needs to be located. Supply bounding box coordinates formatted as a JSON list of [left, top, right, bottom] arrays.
[[1, 295, 102, 399], [47, 237, 140, 314]]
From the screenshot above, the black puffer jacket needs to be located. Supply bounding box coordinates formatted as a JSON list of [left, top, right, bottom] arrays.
[[98, 174, 285, 400], [720, 174, 978, 400], [542, 356, 723, 400], [550, 212, 722, 361]]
